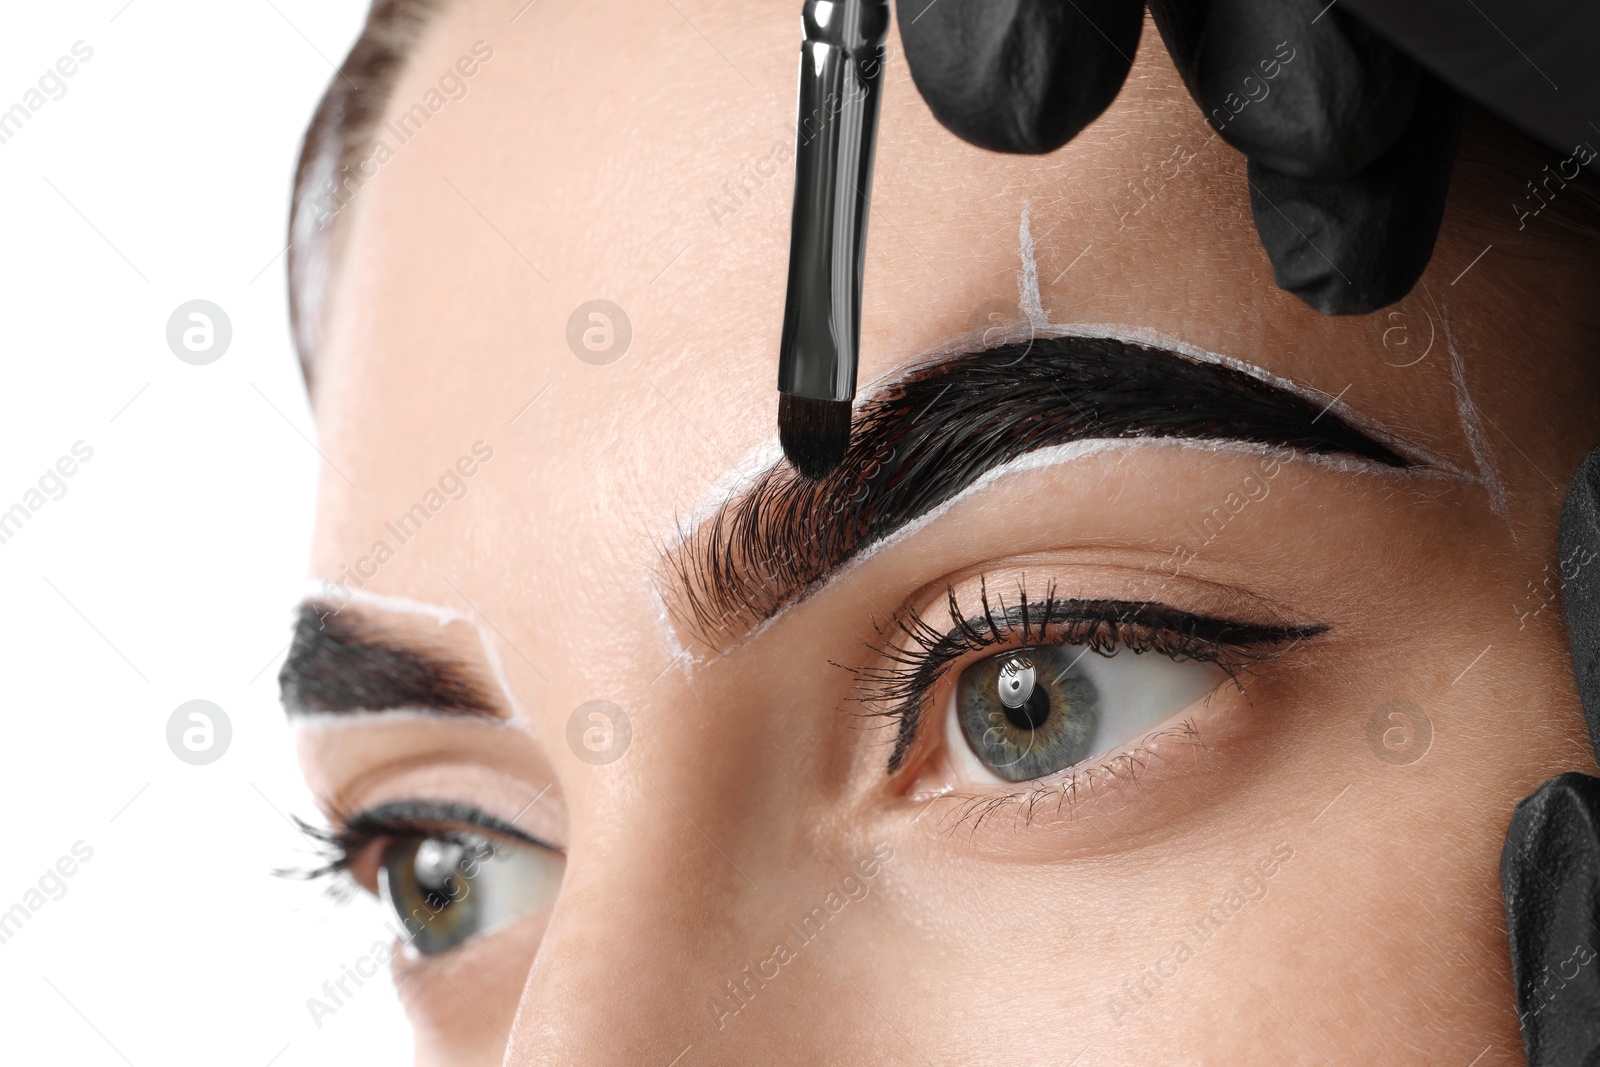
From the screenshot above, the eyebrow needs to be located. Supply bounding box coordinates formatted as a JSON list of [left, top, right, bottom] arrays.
[[278, 603, 502, 718], [665, 335, 1411, 648]]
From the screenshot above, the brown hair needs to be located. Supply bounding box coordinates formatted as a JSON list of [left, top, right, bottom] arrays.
[[1454, 104, 1600, 248], [288, 0, 444, 390]]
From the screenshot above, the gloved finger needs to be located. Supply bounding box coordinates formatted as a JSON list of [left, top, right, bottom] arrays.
[[1501, 772, 1600, 1066], [1561, 444, 1600, 761], [1149, 0, 1420, 180], [896, 0, 1144, 154], [1245, 72, 1460, 315]]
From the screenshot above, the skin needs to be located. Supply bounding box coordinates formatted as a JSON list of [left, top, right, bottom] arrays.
[[295, 0, 1600, 1063]]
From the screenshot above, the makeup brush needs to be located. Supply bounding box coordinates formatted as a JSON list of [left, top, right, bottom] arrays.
[[777, 0, 890, 480]]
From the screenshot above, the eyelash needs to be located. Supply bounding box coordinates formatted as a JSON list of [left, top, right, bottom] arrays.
[[283, 801, 551, 894], [846, 576, 1325, 776]]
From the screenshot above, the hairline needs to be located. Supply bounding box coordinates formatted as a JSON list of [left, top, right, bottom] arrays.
[[288, 0, 450, 392]]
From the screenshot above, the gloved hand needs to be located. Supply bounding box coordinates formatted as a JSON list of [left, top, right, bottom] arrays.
[[895, 0, 1590, 316], [1502, 445, 1600, 1064]]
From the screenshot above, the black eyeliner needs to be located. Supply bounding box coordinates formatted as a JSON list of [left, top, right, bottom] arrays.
[[342, 800, 554, 850]]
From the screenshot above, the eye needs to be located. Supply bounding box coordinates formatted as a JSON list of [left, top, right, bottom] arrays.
[[949, 643, 1226, 784], [850, 579, 1325, 793], [379, 833, 564, 956]]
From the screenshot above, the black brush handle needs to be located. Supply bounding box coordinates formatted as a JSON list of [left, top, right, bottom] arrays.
[[777, 0, 889, 404]]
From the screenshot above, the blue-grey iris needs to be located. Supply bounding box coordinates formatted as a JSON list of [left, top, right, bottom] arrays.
[[957, 647, 1101, 782]]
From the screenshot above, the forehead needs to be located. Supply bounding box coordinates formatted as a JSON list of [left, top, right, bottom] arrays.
[[307, 0, 1477, 594]]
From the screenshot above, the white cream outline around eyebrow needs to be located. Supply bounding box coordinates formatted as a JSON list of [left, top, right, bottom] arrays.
[[293, 581, 529, 728], [1018, 202, 1049, 330], [1436, 297, 1514, 532], [1003, 201, 1473, 480]]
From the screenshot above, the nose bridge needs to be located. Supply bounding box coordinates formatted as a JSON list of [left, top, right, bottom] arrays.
[[506, 761, 786, 1064], [502, 777, 915, 1067], [500, 608, 916, 1066], [502, 752, 900, 1066]]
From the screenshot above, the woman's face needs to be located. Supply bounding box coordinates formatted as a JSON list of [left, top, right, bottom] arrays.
[[291, 0, 1600, 1062]]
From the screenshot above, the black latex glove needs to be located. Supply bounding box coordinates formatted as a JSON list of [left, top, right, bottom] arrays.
[[1340, 0, 1600, 182], [895, 0, 1461, 315], [1502, 446, 1600, 1064]]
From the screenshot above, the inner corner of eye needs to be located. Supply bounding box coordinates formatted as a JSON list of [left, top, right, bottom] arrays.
[[334, 839, 386, 895]]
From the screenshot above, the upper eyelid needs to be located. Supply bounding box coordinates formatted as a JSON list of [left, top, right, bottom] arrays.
[[285, 799, 559, 888], [879, 590, 1323, 673], [340, 799, 562, 854]]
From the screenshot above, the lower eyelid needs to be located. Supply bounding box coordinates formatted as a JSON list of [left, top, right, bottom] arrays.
[[927, 713, 1216, 833]]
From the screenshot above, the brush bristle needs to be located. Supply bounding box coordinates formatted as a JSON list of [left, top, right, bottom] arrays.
[[778, 393, 851, 480]]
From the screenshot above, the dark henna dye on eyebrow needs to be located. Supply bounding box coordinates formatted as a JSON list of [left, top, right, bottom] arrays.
[[278, 602, 501, 718], [666, 336, 1407, 648]]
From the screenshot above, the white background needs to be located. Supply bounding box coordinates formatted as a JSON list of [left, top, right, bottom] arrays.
[[0, 2, 413, 1063]]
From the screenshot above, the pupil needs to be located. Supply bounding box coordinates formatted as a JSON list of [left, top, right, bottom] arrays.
[[1003, 683, 1051, 732]]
